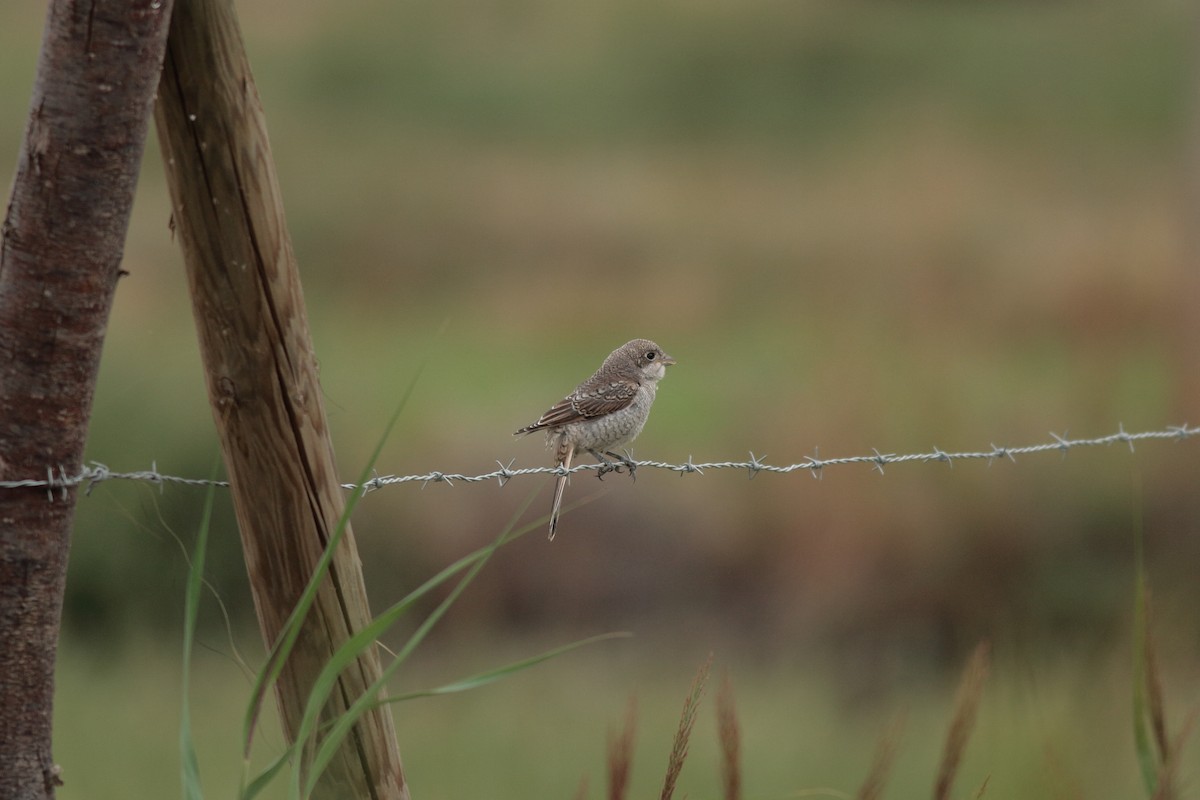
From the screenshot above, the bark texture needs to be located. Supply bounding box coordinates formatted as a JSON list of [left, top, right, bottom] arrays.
[[0, 2, 173, 799]]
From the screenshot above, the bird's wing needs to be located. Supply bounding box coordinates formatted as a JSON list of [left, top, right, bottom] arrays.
[[515, 378, 639, 434]]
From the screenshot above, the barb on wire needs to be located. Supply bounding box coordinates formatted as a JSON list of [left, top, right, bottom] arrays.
[[0, 424, 1195, 498]]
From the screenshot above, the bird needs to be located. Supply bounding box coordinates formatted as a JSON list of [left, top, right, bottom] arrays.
[[514, 338, 676, 539]]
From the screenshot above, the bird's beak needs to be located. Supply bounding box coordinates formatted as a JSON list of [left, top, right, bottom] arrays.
[[661, 353, 677, 366]]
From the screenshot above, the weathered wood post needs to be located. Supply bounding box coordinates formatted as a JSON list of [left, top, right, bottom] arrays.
[[154, 0, 408, 796]]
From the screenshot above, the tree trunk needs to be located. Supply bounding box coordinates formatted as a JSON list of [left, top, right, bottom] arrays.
[[154, 0, 408, 797], [0, 2, 173, 799]]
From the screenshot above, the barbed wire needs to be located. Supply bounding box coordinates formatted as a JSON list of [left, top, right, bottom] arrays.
[[1, 424, 1196, 502]]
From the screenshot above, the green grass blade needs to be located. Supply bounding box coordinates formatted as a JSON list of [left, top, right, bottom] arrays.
[[240, 751, 290, 800], [1131, 494, 1158, 797], [180, 470, 219, 800], [240, 482, 360, 759], [299, 489, 538, 798], [241, 354, 428, 758], [301, 551, 493, 799], [371, 631, 632, 705], [285, 489, 548, 794], [283, 510, 499, 797]]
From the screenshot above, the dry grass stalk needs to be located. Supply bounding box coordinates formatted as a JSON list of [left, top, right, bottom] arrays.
[[608, 696, 638, 800], [934, 641, 991, 800], [857, 714, 904, 800], [1150, 707, 1199, 800], [661, 654, 714, 800], [1137, 581, 1197, 800], [716, 670, 742, 800]]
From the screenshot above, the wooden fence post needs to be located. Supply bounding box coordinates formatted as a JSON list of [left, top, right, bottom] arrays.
[[154, 0, 408, 796]]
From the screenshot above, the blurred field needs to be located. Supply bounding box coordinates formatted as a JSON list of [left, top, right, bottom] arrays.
[[51, 633, 1194, 800], [3, 0, 1200, 796]]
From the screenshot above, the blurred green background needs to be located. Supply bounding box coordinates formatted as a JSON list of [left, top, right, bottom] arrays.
[[3, 0, 1199, 797]]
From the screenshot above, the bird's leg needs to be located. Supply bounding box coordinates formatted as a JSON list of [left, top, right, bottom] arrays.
[[587, 449, 621, 480], [603, 450, 638, 481]]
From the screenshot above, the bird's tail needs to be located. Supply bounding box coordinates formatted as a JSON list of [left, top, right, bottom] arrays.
[[548, 442, 574, 540]]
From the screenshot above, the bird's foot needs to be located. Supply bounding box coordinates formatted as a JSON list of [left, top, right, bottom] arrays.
[[589, 450, 623, 480], [596, 457, 620, 480], [589, 450, 638, 481], [604, 450, 638, 482]]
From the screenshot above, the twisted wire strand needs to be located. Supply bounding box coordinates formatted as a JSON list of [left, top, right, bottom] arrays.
[[2, 424, 1195, 501]]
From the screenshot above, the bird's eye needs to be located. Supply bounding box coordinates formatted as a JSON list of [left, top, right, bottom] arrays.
[[645, 351, 657, 360]]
